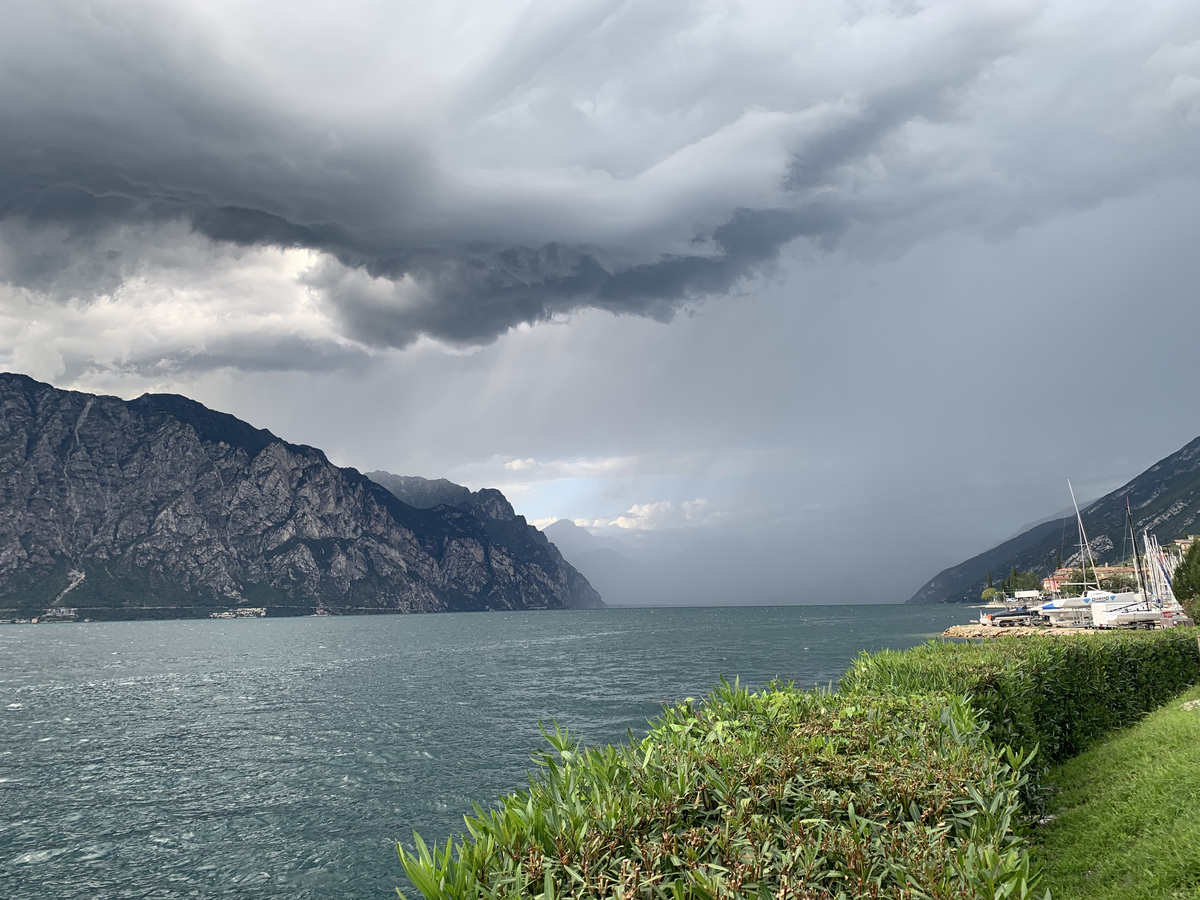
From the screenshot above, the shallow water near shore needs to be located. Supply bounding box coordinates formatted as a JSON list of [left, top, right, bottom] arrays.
[[1, 603, 965, 899]]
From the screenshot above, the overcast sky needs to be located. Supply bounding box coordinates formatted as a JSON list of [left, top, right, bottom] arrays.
[[2, 0, 1199, 604]]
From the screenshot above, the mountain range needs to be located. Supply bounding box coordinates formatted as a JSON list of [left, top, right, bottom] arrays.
[[0, 373, 602, 619], [908, 435, 1200, 603]]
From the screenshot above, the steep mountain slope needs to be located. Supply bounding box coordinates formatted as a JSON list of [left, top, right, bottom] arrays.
[[0, 373, 602, 618], [365, 472, 603, 609], [908, 435, 1200, 603]]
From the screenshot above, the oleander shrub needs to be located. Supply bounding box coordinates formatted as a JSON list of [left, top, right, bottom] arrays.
[[398, 681, 1044, 900], [841, 628, 1200, 765], [397, 631, 1200, 899]]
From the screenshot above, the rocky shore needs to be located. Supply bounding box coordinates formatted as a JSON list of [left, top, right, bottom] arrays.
[[944, 623, 1101, 638]]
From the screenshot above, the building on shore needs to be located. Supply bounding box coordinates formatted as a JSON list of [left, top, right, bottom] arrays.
[[1044, 565, 1138, 594]]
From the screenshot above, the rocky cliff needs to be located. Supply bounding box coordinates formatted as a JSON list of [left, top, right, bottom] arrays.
[[365, 472, 603, 610], [0, 373, 603, 619], [908, 435, 1200, 603]]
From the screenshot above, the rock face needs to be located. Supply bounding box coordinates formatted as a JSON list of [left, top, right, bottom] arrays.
[[366, 472, 604, 610], [0, 373, 603, 618], [908, 435, 1200, 604]]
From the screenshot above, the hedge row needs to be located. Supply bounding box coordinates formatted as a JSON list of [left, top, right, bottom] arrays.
[[840, 628, 1200, 765], [399, 683, 1041, 900], [397, 629, 1200, 899]]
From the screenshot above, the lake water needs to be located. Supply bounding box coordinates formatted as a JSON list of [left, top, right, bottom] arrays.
[[1, 604, 966, 899]]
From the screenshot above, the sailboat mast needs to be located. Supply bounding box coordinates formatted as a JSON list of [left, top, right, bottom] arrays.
[[1127, 499, 1147, 599], [1068, 480, 1100, 591], [1145, 531, 1175, 604]]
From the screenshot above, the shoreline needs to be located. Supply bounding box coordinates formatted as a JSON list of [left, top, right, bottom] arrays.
[[943, 623, 1103, 638]]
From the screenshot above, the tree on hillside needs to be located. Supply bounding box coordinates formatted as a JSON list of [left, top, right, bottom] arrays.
[[1013, 570, 1043, 591], [999, 568, 1043, 595], [1061, 565, 1096, 598], [1171, 542, 1200, 619], [1099, 573, 1138, 593]]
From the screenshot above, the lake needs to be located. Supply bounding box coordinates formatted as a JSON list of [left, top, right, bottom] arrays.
[[0, 604, 966, 899]]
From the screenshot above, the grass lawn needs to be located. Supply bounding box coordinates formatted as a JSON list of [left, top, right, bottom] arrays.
[[1034, 683, 1200, 900]]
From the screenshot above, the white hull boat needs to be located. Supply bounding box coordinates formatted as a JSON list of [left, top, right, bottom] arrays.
[[1037, 595, 1093, 628]]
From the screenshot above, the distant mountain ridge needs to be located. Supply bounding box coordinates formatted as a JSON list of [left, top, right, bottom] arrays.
[[908, 435, 1200, 604], [541, 519, 653, 606], [0, 373, 602, 619], [365, 472, 603, 610]]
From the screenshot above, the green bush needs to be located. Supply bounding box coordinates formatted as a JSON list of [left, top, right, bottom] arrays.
[[398, 630, 1200, 899], [841, 628, 1200, 765], [1170, 540, 1200, 604], [398, 682, 1043, 900]]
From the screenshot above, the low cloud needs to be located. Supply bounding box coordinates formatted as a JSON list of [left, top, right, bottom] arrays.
[[579, 499, 726, 531], [499, 455, 640, 479]]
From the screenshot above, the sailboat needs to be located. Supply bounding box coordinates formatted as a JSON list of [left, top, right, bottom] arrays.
[[1036, 481, 1101, 627]]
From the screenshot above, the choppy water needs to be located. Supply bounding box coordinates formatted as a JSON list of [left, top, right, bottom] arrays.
[[0, 604, 965, 899]]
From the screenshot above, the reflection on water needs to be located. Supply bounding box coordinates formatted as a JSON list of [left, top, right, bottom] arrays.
[[0, 604, 963, 899]]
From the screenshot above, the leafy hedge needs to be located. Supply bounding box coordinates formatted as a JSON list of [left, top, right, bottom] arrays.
[[397, 629, 1200, 899], [399, 683, 1042, 900], [841, 628, 1200, 765]]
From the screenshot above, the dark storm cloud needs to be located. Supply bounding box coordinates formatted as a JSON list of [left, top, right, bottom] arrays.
[[2, 0, 1199, 361], [312, 205, 847, 348]]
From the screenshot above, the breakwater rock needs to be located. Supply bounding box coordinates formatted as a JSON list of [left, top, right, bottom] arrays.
[[944, 624, 1101, 638]]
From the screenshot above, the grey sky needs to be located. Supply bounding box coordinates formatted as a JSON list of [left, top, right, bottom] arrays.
[[2, 0, 1199, 603]]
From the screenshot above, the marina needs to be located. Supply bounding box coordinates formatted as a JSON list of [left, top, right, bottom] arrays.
[[954, 484, 1195, 635]]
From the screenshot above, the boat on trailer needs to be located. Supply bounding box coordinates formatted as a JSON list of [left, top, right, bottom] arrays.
[[978, 591, 1044, 626], [1037, 595, 1093, 628], [978, 605, 1041, 627]]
